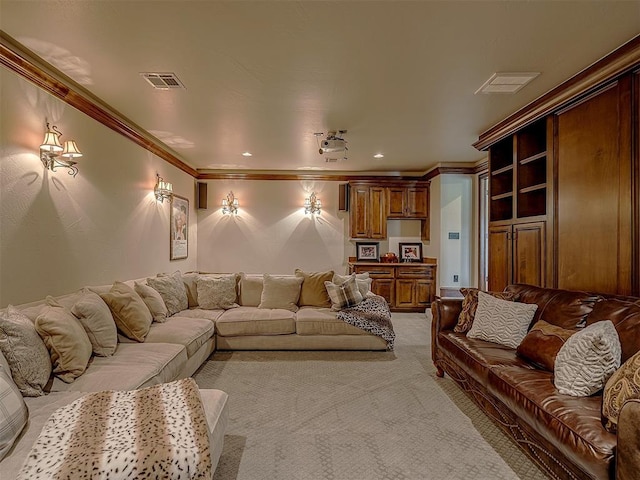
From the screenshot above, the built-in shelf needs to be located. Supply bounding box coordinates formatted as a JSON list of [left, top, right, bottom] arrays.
[[519, 183, 546, 194], [519, 151, 547, 165], [491, 164, 514, 176], [491, 192, 514, 201]]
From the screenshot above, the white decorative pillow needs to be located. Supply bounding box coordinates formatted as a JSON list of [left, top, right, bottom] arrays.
[[333, 272, 372, 298], [134, 282, 169, 323], [71, 290, 118, 356], [554, 320, 621, 397], [239, 273, 263, 307], [197, 275, 239, 310], [147, 271, 189, 315], [325, 274, 364, 311], [35, 297, 93, 383], [0, 367, 28, 461], [258, 274, 303, 312], [0, 306, 51, 397], [467, 291, 538, 349]]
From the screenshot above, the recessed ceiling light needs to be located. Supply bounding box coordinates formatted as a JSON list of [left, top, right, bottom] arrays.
[[242, 152, 252, 157], [374, 153, 384, 159], [475, 72, 540, 95]]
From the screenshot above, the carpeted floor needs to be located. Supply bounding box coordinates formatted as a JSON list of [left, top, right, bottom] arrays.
[[193, 312, 549, 480]]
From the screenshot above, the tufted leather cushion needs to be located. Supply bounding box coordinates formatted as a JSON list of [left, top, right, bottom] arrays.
[[516, 320, 576, 371]]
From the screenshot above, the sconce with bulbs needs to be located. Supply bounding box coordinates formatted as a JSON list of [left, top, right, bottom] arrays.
[[304, 192, 322, 215], [222, 191, 239, 214], [39, 122, 83, 177], [154, 174, 173, 203]]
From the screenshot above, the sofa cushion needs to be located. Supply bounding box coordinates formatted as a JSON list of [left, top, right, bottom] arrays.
[[0, 306, 51, 397], [295, 269, 333, 308], [504, 284, 600, 329], [70, 290, 118, 356], [239, 273, 264, 307], [178, 308, 224, 322], [554, 320, 621, 397], [147, 271, 189, 315], [602, 349, 640, 433], [35, 299, 93, 383], [134, 316, 214, 358], [295, 307, 369, 335], [488, 365, 615, 480], [586, 298, 640, 362], [216, 307, 296, 336], [49, 343, 187, 392], [0, 367, 28, 461], [197, 275, 239, 310], [259, 274, 303, 312], [516, 320, 576, 372], [134, 281, 169, 323], [454, 288, 519, 333], [99, 281, 152, 342], [467, 291, 537, 349]]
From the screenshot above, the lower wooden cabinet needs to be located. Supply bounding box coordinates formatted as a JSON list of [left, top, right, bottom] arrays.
[[349, 262, 437, 312]]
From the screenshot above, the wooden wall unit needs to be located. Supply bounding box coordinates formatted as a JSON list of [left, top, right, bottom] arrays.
[[478, 35, 640, 296]]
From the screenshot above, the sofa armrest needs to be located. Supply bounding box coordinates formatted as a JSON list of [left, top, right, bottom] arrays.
[[616, 399, 640, 480], [430, 298, 463, 375]]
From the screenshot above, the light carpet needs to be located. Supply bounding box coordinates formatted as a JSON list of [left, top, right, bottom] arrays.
[[194, 312, 548, 480]]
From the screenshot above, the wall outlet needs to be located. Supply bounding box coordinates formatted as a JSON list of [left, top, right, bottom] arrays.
[[453, 275, 459, 283]]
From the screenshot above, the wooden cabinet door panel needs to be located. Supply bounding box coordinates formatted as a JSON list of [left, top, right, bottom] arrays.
[[369, 187, 387, 238], [387, 188, 405, 217], [350, 185, 370, 238], [395, 279, 415, 307], [372, 279, 395, 305], [406, 187, 428, 217], [513, 222, 545, 287], [488, 225, 512, 292], [415, 279, 432, 307]]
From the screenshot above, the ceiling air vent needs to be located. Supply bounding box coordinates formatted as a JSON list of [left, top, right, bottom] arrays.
[[475, 72, 539, 94], [140, 72, 186, 90]]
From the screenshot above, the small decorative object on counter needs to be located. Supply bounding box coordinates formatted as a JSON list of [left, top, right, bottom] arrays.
[[381, 252, 398, 263]]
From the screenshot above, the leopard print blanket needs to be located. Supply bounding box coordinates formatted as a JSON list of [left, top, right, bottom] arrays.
[[18, 378, 211, 480], [337, 295, 395, 350]]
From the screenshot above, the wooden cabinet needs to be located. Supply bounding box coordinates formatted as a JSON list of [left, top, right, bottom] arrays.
[[349, 184, 386, 239], [387, 186, 428, 218], [349, 262, 436, 312]]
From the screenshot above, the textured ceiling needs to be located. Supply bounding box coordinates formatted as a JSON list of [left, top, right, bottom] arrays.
[[1, 1, 639, 175]]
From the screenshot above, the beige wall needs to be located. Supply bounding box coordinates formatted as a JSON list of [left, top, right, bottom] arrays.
[[1, 69, 197, 306]]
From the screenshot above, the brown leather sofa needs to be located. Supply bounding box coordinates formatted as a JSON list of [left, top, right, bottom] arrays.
[[431, 284, 640, 480]]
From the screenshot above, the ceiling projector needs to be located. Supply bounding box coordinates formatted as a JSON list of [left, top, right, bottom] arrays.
[[320, 138, 347, 153]]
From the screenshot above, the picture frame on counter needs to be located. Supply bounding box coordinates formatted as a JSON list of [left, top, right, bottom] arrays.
[[356, 242, 379, 262], [399, 242, 422, 263]]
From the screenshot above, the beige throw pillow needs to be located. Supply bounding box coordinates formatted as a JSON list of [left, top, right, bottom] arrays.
[[35, 298, 93, 383], [258, 274, 303, 312], [147, 271, 188, 315], [467, 291, 538, 349], [0, 306, 51, 397], [239, 273, 264, 307], [197, 275, 239, 310], [554, 320, 621, 397], [295, 269, 334, 308], [333, 272, 372, 298], [71, 290, 118, 356], [134, 281, 169, 322], [100, 281, 153, 342], [325, 275, 364, 311]]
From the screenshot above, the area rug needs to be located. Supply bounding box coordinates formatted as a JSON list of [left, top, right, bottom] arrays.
[[194, 313, 548, 480]]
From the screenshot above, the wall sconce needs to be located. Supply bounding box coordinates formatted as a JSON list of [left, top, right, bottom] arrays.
[[304, 192, 322, 215], [154, 173, 173, 203], [222, 191, 239, 214], [39, 122, 83, 177]]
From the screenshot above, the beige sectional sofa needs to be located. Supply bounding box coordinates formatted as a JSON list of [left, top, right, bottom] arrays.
[[0, 269, 389, 478]]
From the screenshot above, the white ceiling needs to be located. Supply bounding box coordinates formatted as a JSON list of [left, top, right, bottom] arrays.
[[1, 1, 639, 176]]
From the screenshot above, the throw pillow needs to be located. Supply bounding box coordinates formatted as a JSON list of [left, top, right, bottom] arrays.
[[239, 273, 263, 307], [70, 290, 118, 356], [180, 271, 201, 308], [147, 271, 189, 315], [467, 291, 538, 349], [197, 275, 239, 310], [602, 349, 640, 433], [333, 272, 372, 298], [0, 306, 51, 397], [455, 288, 519, 333], [100, 281, 153, 342], [0, 367, 28, 461], [134, 281, 169, 323], [295, 269, 334, 308], [258, 274, 303, 312], [35, 297, 93, 383], [325, 274, 364, 311], [516, 320, 576, 371], [554, 320, 621, 397]]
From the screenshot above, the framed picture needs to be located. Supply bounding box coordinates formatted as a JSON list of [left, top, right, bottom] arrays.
[[356, 242, 380, 262], [170, 194, 189, 260], [399, 242, 422, 263]]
